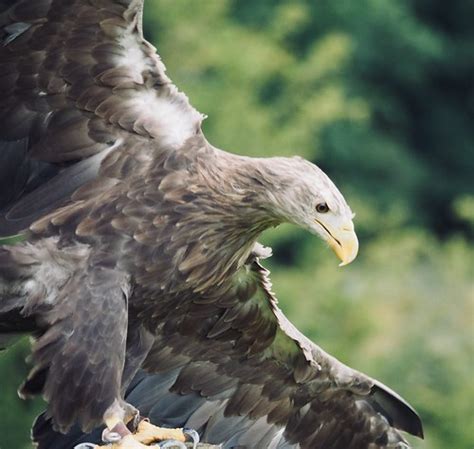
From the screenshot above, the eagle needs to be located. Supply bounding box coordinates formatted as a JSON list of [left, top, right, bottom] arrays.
[[0, 1, 423, 448]]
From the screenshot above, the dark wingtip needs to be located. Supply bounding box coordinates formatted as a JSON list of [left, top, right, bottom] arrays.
[[418, 423, 425, 439], [370, 380, 424, 439]]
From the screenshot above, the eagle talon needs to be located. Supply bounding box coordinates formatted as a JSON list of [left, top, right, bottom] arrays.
[[183, 428, 200, 449], [127, 410, 142, 433], [154, 440, 187, 449]]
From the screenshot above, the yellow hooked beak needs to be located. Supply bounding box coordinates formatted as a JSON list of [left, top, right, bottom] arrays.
[[315, 219, 359, 266]]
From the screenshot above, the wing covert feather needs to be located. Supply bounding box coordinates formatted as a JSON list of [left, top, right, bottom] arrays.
[[0, 0, 204, 232], [21, 260, 131, 433], [139, 246, 422, 448]]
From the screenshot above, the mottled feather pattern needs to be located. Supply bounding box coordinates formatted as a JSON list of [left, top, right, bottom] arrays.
[[0, 0, 202, 235], [14, 243, 131, 432], [136, 253, 405, 449], [25, 143, 419, 446]]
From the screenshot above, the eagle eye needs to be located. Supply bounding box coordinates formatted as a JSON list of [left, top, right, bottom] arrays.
[[316, 202, 329, 213]]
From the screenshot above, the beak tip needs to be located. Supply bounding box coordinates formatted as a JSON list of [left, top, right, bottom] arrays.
[[315, 219, 358, 266], [337, 255, 356, 267], [330, 231, 359, 267]]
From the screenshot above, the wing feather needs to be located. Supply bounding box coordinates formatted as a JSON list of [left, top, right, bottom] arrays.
[[134, 246, 423, 448], [21, 256, 131, 432], [0, 0, 204, 233]]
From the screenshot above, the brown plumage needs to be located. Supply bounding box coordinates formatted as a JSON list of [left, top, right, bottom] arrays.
[[0, 1, 422, 448]]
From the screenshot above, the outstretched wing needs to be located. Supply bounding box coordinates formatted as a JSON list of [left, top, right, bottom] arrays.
[[0, 0, 204, 235], [140, 246, 423, 448], [32, 245, 423, 448]]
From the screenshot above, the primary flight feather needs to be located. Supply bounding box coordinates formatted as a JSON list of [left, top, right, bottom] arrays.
[[0, 1, 422, 448]]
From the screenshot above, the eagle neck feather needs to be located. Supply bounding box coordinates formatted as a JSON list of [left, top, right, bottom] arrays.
[[161, 148, 283, 294]]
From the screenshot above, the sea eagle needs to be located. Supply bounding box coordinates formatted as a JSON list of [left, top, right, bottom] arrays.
[[0, 1, 423, 448]]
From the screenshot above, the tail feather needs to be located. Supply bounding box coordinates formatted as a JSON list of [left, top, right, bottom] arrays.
[[33, 413, 101, 449], [32, 370, 296, 449]]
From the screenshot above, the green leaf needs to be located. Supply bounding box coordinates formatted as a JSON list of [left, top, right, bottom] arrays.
[[0, 233, 29, 246]]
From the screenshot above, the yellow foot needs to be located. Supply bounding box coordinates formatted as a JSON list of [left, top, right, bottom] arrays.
[[93, 421, 186, 448], [133, 420, 186, 445], [108, 435, 149, 448]]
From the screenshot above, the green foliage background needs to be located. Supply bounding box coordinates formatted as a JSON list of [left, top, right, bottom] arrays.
[[0, 1, 472, 448]]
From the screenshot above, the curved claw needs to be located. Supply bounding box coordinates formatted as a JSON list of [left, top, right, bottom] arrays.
[[128, 410, 142, 433], [155, 440, 187, 449], [183, 428, 200, 449], [74, 444, 97, 449]]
